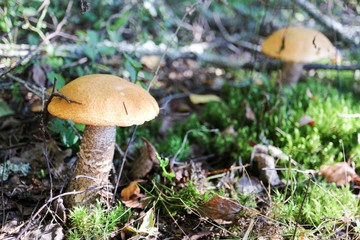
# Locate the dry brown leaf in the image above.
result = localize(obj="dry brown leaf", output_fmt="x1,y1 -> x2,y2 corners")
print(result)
299,115 -> 314,127
121,181 -> 140,201
320,162 -> 357,186
130,137 -> 158,179
306,88 -> 317,100
189,94 -> 221,104
121,193 -> 151,209
200,196 -> 242,223
30,63 -> 46,87
221,125 -> 237,138
23,223 -> 64,240
243,101 -> 256,121
140,55 -> 163,70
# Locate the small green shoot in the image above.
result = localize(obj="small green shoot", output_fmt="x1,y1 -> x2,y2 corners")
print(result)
155,152 -> 175,183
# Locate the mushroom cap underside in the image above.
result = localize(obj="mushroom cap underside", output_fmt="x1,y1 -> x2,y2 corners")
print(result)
48,74 -> 159,126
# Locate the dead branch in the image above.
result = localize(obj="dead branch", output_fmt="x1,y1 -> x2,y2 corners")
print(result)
2,41 -> 357,72
296,0 -> 360,45
6,73 -> 50,97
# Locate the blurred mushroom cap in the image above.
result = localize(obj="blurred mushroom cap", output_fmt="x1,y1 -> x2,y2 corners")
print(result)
262,26 -> 340,64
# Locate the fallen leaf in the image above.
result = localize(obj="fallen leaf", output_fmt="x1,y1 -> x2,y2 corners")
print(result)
121,193 -> 150,209
320,162 -> 357,186
137,208 -> 158,235
221,124 -> 238,138
140,55 -> 162,70
306,88 -> 317,100
189,231 -> 212,240
52,198 -> 66,223
200,196 -> 242,223
30,104 -> 43,112
30,63 -> 46,87
121,181 -> 140,201
0,98 -> 14,118
23,223 -> 64,240
299,115 -> 314,127
236,176 -> 264,194
243,101 -> 256,121
189,94 -> 221,104
130,137 -> 158,179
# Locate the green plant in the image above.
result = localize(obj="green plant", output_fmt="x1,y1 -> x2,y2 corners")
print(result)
155,152 -> 175,183
68,200 -> 130,240
48,119 -> 82,147
273,183 -> 359,228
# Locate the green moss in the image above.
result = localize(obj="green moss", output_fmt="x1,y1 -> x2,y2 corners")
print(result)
273,184 -> 359,228
68,201 -> 130,240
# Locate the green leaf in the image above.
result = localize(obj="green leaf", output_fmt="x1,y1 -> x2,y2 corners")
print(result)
87,30 -> 99,45
123,53 -> 142,69
47,72 -> 65,90
141,70 -> 153,81
107,10 -> 131,31
0,98 -> 14,118
125,61 -> 137,82
98,45 -> 116,56
48,119 -> 79,147
84,44 -> 97,60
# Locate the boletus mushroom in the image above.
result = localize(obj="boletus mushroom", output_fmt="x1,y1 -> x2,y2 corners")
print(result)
48,74 -> 159,207
261,26 -> 341,85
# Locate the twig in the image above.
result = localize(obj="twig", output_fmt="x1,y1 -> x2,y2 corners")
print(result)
161,199 -> 190,240
112,125 -> 139,205
292,177 -> 311,240
262,168 -> 318,175
1,152 -> 9,227
6,73 -> 49,98
243,218 -> 255,240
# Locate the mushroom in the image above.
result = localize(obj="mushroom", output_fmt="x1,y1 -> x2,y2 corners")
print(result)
48,74 -> 159,207
261,26 -> 340,85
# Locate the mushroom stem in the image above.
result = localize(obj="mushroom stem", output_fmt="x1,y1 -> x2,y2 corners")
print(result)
65,125 -> 116,207
281,62 -> 304,85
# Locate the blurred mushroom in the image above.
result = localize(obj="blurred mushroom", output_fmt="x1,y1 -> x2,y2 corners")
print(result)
262,26 -> 341,85
48,74 -> 159,207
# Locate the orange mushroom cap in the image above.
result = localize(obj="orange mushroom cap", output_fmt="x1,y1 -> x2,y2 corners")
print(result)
48,74 -> 159,126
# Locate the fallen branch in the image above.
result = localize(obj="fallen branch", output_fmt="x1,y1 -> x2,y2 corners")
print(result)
2,41 -> 358,72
